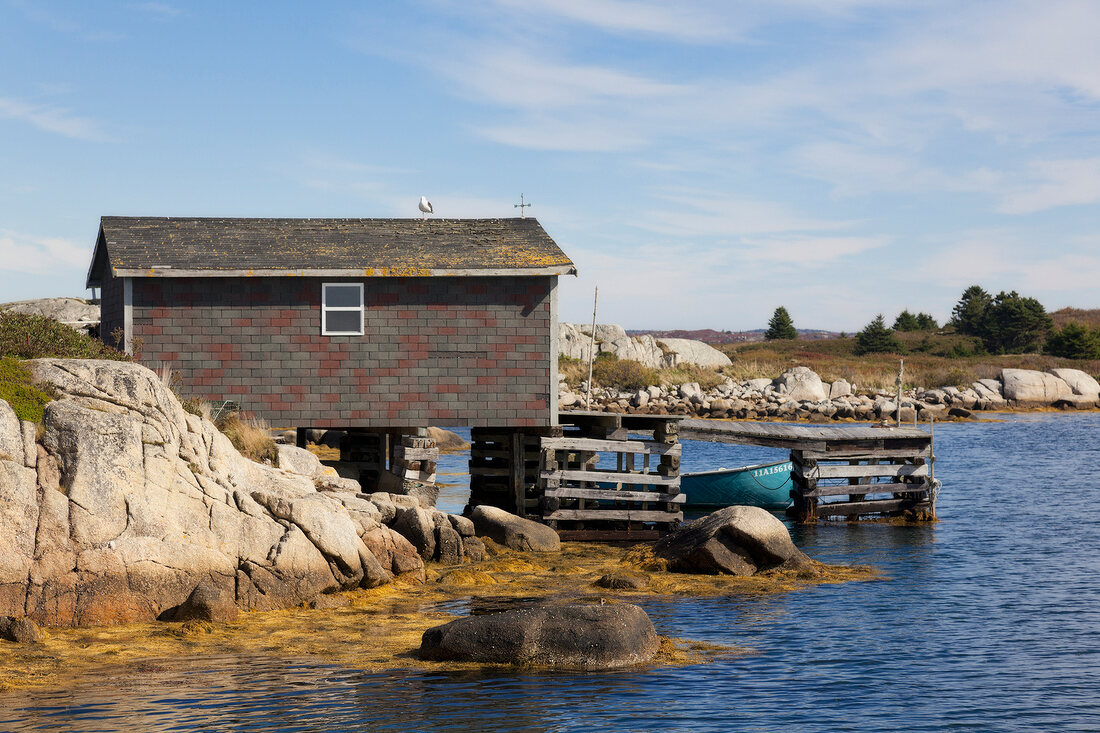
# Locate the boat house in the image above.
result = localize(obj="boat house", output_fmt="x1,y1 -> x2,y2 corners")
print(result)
86,216 -> 575,430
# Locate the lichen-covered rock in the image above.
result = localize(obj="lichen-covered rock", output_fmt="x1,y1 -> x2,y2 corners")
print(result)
656,338 -> 732,368
1001,369 -> 1072,405
595,572 -> 649,590
774,367 -> 828,402
0,616 -> 41,643
468,506 -> 560,552
163,582 -> 239,623
654,506 -> 812,575
419,603 -> 659,669
1049,369 -> 1100,399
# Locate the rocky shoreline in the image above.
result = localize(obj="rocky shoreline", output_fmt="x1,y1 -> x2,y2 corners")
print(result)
0,358 -> 849,644
560,365 -> 1100,422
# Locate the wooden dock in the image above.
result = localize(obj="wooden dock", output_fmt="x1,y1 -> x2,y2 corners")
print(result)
468,412 -> 683,541
680,419 -> 938,522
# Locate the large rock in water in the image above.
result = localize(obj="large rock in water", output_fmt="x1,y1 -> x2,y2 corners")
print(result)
0,359 -> 426,627
419,603 -> 659,669
468,505 -> 561,552
653,506 -> 812,575
1001,369 -> 1072,405
773,367 -> 828,402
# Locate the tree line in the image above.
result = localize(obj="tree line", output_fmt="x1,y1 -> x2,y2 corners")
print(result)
763,286 -> 1100,359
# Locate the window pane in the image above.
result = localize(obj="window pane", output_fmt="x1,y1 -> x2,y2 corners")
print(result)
325,310 -> 361,334
325,285 -> 361,308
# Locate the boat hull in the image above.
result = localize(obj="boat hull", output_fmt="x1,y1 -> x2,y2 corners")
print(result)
681,460 -> 794,511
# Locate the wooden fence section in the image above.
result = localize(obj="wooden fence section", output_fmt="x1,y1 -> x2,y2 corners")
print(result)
539,412 -> 684,541
680,419 -> 938,522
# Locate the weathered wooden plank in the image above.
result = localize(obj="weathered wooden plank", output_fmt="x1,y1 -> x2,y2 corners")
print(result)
541,469 -> 680,486
804,482 -> 928,497
795,463 -> 929,479
680,429 -> 827,451
544,488 -> 686,503
547,509 -> 683,522
679,418 -> 932,442
541,437 -> 682,456
393,446 -> 438,461
511,433 -> 525,517
815,499 -> 928,516
798,447 -> 932,461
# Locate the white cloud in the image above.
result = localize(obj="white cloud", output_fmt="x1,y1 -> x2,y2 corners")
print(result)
132,2 -> 181,18
997,157 -> 1100,214
0,95 -> 112,141
451,47 -> 687,112
640,190 -> 852,237
487,0 -> 728,42
0,231 -> 90,276
737,234 -> 889,265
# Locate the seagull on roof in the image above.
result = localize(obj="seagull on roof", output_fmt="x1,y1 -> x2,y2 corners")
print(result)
419,196 -> 433,219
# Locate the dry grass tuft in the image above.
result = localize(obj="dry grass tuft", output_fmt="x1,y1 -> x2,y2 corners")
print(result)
217,414 -> 278,465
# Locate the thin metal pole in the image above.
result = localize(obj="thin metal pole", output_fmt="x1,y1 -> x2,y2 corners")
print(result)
585,286 -> 598,410
896,358 -> 904,428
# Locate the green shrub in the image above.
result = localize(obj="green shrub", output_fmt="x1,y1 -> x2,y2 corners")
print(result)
0,311 -> 128,360
0,357 -> 53,422
592,358 -> 660,392
1046,322 -> 1100,359
854,315 -> 902,355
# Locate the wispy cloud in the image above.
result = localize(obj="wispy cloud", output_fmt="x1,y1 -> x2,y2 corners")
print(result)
487,0 -> 729,42
996,157 -> 1100,214
640,189 -> 852,237
132,2 -> 182,18
0,95 -> 113,142
0,231 -> 90,276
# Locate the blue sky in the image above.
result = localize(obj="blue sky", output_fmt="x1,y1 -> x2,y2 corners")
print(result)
2,0 -> 1098,331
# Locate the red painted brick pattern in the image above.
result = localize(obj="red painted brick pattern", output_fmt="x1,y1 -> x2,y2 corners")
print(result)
123,276 -> 554,428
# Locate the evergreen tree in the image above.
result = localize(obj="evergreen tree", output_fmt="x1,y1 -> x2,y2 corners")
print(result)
983,291 -> 1052,354
950,285 -> 992,337
765,306 -> 798,340
854,314 -> 902,355
893,310 -> 920,331
915,312 -> 939,331
1045,322 -> 1100,359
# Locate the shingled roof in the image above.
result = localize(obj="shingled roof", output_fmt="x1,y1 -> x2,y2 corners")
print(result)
87,216 -> 576,286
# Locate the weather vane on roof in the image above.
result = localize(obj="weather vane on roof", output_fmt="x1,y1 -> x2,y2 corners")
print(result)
514,193 -> 532,219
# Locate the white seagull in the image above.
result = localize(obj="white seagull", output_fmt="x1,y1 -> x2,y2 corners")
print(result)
418,195 -> 433,219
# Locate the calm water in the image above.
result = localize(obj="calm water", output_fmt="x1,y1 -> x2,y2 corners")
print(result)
4,414 -> 1100,732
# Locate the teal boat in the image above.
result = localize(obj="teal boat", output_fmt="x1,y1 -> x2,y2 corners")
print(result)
681,460 -> 794,512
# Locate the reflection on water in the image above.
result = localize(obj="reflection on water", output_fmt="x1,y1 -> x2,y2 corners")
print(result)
4,414 -> 1100,731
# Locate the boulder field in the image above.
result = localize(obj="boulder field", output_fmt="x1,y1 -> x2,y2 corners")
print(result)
0,358 -> 488,627
561,365 -> 1100,421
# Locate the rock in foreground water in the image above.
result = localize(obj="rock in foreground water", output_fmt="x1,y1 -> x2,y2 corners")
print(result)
468,506 -> 561,552
419,603 -> 659,669
654,506 -> 812,575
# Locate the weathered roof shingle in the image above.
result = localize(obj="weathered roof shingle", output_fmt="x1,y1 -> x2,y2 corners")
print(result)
88,216 -> 575,285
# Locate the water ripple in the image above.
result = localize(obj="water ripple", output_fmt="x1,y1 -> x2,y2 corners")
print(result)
3,414 -> 1100,731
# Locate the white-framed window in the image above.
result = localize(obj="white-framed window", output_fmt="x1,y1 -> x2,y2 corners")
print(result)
321,282 -> 364,336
